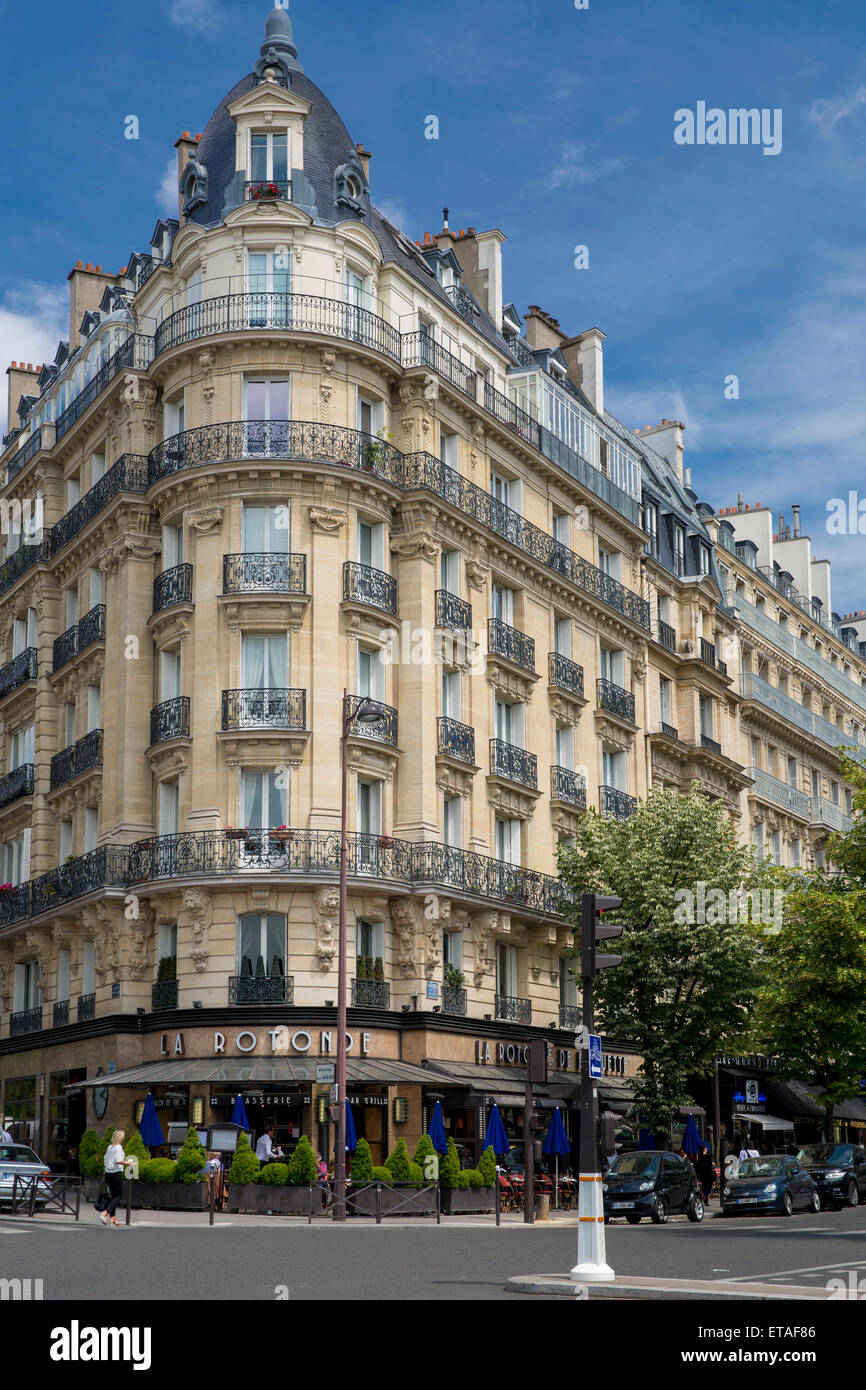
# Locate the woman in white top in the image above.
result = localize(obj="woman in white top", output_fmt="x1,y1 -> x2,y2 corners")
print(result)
98,1130 -> 126,1227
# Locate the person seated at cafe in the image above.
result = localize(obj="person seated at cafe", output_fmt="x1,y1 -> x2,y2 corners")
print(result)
201,1152 -> 225,1208
255,1127 -> 283,1163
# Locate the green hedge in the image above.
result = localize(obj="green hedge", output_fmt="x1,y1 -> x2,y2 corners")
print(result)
439,1137 -> 461,1189
258,1163 -> 289,1186
371,1165 -> 391,1181
385,1137 -> 411,1182
139,1158 -> 177,1184
288,1135 -> 317,1184
78,1128 -> 104,1177
350,1137 -> 373,1183
175,1127 -> 207,1183
228,1131 -> 260,1185
478,1145 -> 497,1188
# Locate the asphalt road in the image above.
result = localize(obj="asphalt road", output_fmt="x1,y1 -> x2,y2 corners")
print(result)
2,1206 -> 866,1301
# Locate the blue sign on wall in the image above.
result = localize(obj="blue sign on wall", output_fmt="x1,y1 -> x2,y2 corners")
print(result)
426,981 -> 439,999
589,1034 -> 602,1080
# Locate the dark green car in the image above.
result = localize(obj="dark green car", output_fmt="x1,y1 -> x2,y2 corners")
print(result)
798,1144 -> 866,1210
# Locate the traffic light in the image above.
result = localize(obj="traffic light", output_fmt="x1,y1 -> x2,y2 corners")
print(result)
581,893 -> 624,977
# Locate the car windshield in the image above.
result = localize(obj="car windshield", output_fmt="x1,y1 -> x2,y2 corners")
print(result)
609,1153 -> 659,1177
798,1144 -> 854,1167
0,1145 -> 40,1164
737,1157 -> 783,1178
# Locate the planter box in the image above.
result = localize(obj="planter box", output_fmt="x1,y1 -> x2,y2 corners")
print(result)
349,1183 -> 438,1218
226,1183 -> 322,1215
82,1176 -> 101,1201
441,1187 -> 496,1215
131,1183 -> 209,1211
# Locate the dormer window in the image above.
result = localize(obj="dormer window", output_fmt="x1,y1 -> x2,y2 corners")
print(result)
345,173 -> 361,200
250,131 -> 289,188
436,260 -> 455,290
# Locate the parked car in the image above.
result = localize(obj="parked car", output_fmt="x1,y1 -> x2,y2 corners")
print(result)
602,1150 -> 703,1224
721,1154 -> 819,1217
0,1143 -> 55,1206
797,1143 -> 866,1209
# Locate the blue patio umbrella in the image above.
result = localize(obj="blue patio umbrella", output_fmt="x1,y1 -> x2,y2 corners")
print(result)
139,1092 -> 164,1150
484,1103 -> 510,1156
427,1100 -> 448,1155
637,1128 -> 656,1150
230,1093 -> 251,1130
344,1098 -> 357,1152
542,1107 -> 570,1209
682,1113 -> 703,1159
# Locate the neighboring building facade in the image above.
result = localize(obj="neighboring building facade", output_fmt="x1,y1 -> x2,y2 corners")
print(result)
0,7 -> 862,1165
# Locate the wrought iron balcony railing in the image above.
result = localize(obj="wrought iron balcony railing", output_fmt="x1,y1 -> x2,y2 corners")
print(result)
50,730 -> 103,789
811,796 -> 854,833
342,561 -> 397,615
442,985 -> 467,1015
597,678 -> 636,723
10,1007 -> 42,1037
77,992 -> 95,1022
551,765 -> 587,808
351,978 -> 391,1008
749,766 -> 810,818
48,455 -> 148,556
700,734 -> 722,755
548,650 -> 584,697
149,420 -> 405,488
559,1003 -> 581,1030
229,974 -> 294,1005
4,428 -> 42,482
658,620 -> 677,652
489,738 -> 538,789
488,617 -> 535,673
402,332 -> 477,399
443,283 -> 478,323
0,537 -> 49,601
437,716 -> 475,764
55,336 -> 153,441
53,999 -> 69,1027
154,292 -> 402,365
660,722 -> 679,740
0,845 -> 129,930
153,563 -> 193,612
245,179 -> 292,202
221,688 -> 307,731
223,552 -> 306,594
53,624 -> 78,671
0,647 -> 37,699
78,604 -> 105,652
435,589 -> 472,631
699,638 -> 727,675
0,764 -> 33,808
152,980 -> 179,1010
412,842 -> 570,914
346,694 -> 397,746
495,994 -> 532,1024
599,785 -> 638,821
150,697 -> 190,745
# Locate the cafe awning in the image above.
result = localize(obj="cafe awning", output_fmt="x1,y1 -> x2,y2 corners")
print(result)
732,1112 -> 794,1132
68,1057 -> 437,1090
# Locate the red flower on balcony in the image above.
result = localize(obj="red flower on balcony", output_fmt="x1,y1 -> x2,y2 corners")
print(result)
0,882 -> 12,893
250,182 -> 282,200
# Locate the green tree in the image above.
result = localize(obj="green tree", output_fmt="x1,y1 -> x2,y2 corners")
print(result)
412,1133 -> 435,1166
478,1145 -> 497,1188
78,1129 -> 103,1177
750,878 -> 866,1138
384,1137 -> 411,1181
228,1131 -> 260,1185
558,785 -> 767,1131
287,1135 -> 317,1184
123,1131 -> 150,1163
350,1137 -> 373,1183
175,1127 -> 207,1183
439,1137 -> 460,1189
827,754 -> 866,885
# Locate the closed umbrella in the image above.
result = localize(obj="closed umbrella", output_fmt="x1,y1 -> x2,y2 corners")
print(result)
427,1100 -> 448,1155
542,1107 -> 570,1209
682,1113 -> 703,1160
139,1092 -> 164,1151
484,1104 -> 510,1156
230,1094 -> 251,1130
344,1099 -> 357,1152
637,1128 -> 655,1150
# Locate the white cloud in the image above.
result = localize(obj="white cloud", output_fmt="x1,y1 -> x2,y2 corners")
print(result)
548,143 -> 626,189
808,84 -> 866,136
0,282 -> 66,438
156,157 -> 179,217
167,0 -> 222,33
375,199 -> 411,235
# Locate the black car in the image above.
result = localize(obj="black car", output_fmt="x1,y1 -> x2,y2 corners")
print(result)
797,1143 -> 866,1210
602,1151 -> 703,1224
721,1154 -> 819,1217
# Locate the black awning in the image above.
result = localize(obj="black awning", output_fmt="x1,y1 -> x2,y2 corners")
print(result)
69,1057 -> 435,1090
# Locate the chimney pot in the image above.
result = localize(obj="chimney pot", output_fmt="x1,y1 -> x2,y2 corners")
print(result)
468,226 -> 475,234
194,132 -> 202,141
182,129 -> 191,138
423,232 -> 431,246
75,260 -> 83,268
27,363 -> 32,371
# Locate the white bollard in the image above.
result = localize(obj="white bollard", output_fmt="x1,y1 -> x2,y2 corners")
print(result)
570,1172 -> 614,1282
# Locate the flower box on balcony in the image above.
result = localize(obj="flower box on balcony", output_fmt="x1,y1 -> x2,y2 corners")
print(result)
249,182 -> 282,201
0,883 -> 12,894
226,828 -> 249,841
377,836 -> 393,848
271,827 -> 293,844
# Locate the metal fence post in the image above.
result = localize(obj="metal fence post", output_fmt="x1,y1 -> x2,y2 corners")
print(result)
74,1180 -> 81,1222
209,1174 -> 215,1226
495,1175 -> 501,1227
436,1182 -> 441,1225
125,1177 -> 132,1226
28,1175 -> 37,1217
376,1182 -> 382,1225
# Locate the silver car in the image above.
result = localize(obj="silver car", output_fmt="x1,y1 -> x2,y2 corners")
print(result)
0,1142 -> 54,1206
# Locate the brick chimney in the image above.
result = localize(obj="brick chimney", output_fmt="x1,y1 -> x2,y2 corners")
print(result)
356,143 -> 372,183
450,227 -> 506,328
67,263 -> 118,345
6,362 -> 42,436
638,419 -> 686,484
559,328 -> 606,416
524,306 -> 567,352
174,131 -> 200,222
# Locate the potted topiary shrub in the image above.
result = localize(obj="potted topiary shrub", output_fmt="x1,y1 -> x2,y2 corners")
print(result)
350,1137 -> 436,1217
349,1137 -> 374,1185
226,1130 -> 265,1213
133,1127 -> 209,1210
441,1141 -> 497,1214
78,1127 -> 105,1200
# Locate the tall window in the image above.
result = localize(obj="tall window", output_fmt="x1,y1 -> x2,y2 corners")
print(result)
491,583 -> 514,625
13,961 -> 40,1013
244,377 -> 290,454
65,587 -> 79,629
57,949 -> 71,1005
241,634 -> 288,690
357,518 -> 385,569
442,668 -> 461,720
86,684 -> 101,733
600,645 -> 624,686
356,918 -> 384,968
250,131 -> 289,185
357,646 -> 384,700
82,941 -> 95,997
243,503 -> 290,554
770,830 -> 782,866
357,394 -> 385,437
2,830 -> 30,885
495,817 -> 521,864
64,703 -> 76,748
559,953 -> 578,1010
356,779 -> 381,836
88,567 -> 103,609
555,723 -> 574,769
84,807 -> 98,853
440,549 -> 459,594
162,523 -> 183,570
161,650 -> 181,703
238,912 -> 287,978
59,820 -> 72,862
10,723 -> 34,770
246,251 -> 290,325
659,676 -> 673,728
163,393 -> 185,439
673,525 -> 686,577
643,502 -> 658,557
90,452 -> 105,485
699,695 -> 713,740
554,615 -> 571,657
443,795 -> 462,847
440,430 -> 459,469
12,608 -> 37,656
443,928 -> 463,974
158,780 -> 179,835
496,943 -> 518,999
494,698 -> 523,747
240,770 -> 286,828
602,747 -> 625,790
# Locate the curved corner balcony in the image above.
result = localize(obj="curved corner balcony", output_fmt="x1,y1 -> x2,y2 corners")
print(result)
0,647 -> 37,700
153,563 -> 193,613
221,688 -> 307,731
224,552 -> 307,595
346,694 -> 398,747
343,561 -> 397,615
154,292 -> 402,365
0,763 -> 34,809
150,696 -> 191,746
52,605 -> 105,672
148,420 -> 404,488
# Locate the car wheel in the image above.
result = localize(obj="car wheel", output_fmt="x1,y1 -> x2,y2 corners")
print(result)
847,1182 -> 860,1208
651,1195 -> 668,1225
781,1190 -> 794,1217
810,1190 -> 821,1214
625,1214 -> 641,1225
687,1194 -> 704,1223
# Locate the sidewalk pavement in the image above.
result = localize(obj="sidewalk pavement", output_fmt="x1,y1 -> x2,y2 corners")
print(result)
506,1273 -> 837,1300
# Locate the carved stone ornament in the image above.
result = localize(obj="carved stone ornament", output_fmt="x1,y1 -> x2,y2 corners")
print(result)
390,533 -> 438,563
127,900 -> 155,982
310,505 -> 347,534
187,508 -> 224,536
389,897 -> 420,979
472,910 -> 498,988
313,885 -> 339,971
178,888 -> 212,974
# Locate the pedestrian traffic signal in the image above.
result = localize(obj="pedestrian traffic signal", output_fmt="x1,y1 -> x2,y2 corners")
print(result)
581,893 -> 624,977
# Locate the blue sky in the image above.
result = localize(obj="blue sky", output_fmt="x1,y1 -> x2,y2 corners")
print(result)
1,0 -> 865,609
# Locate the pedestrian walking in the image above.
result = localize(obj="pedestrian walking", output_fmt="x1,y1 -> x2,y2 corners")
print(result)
97,1130 -> 126,1227
695,1144 -> 716,1202
738,1138 -> 759,1163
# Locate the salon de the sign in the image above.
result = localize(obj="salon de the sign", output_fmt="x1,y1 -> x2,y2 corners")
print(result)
158,1029 -> 373,1057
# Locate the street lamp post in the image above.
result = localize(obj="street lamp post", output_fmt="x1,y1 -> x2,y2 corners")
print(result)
334,690 -> 385,1222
